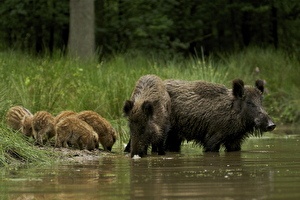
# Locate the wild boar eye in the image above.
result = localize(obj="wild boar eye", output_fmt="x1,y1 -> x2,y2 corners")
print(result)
246,101 -> 255,107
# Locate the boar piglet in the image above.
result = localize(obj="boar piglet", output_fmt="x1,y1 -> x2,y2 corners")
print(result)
77,110 -> 117,151
54,110 -> 77,125
6,105 -> 33,134
32,111 -> 56,145
55,116 -> 99,151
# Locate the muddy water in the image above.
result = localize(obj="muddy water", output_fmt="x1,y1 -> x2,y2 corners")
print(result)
1,132 -> 300,200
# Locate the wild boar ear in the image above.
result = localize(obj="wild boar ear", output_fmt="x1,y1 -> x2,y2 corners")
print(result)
142,101 -> 154,118
255,79 -> 264,94
123,100 -> 134,116
232,79 -> 245,99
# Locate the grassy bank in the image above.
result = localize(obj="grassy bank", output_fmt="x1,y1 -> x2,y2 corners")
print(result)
0,47 -> 299,166
0,124 -> 54,167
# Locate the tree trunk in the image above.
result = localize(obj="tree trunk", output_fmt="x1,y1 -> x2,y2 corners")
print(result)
241,11 -> 251,47
95,0 -> 104,54
271,3 -> 278,48
68,0 -> 95,59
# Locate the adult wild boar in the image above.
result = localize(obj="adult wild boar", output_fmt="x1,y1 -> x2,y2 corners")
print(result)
164,79 -> 276,152
123,74 -> 171,157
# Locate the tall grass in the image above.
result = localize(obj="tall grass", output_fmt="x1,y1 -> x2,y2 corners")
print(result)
1,48 -> 299,122
0,124 -> 54,167
0,47 -> 299,166
215,47 -> 300,124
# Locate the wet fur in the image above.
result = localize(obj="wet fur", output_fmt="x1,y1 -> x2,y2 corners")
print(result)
165,79 -> 275,152
123,74 -> 171,157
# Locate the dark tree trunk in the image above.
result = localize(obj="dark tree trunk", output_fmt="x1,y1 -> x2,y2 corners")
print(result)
271,4 -> 278,48
229,0 -> 240,49
95,0 -> 104,53
241,11 -> 251,46
188,3 -> 198,57
117,0 -> 126,50
49,22 -> 54,55
35,26 -> 43,54
48,0 -> 55,55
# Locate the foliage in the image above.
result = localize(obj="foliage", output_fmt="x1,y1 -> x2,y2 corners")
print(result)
0,0 -> 299,55
95,0 -> 300,55
0,0 -> 69,53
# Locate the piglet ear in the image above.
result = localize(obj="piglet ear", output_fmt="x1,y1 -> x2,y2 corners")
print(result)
123,100 -> 134,116
255,79 -> 264,94
232,79 -> 245,99
142,101 -> 154,118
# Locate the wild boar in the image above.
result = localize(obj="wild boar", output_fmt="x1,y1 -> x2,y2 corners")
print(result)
123,74 -> 171,157
32,111 -> 55,145
77,110 -> 117,151
164,79 -> 276,152
6,105 -> 33,134
55,116 -> 99,151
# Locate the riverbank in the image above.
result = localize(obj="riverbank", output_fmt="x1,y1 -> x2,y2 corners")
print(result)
0,124 -> 123,167
1,123 -> 298,168
45,146 -> 117,164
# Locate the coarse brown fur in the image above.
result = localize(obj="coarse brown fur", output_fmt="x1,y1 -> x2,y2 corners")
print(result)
21,115 -> 34,137
164,79 -> 276,152
32,111 -> 56,145
6,106 -> 33,134
55,116 -> 99,151
123,74 -> 171,157
54,110 -> 77,124
77,110 -> 117,151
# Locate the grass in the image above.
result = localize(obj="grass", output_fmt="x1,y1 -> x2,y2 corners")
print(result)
0,124 -> 54,167
0,47 -> 299,166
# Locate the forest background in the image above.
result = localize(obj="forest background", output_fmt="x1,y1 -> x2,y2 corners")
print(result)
1,0 -> 299,56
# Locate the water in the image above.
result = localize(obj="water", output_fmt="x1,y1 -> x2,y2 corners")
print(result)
1,132 -> 300,200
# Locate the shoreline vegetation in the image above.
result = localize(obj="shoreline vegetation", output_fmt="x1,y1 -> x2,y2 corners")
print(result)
0,47 -> 299,167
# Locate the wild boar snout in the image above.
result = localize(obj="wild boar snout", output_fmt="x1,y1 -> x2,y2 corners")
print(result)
254,112 -> 276,132
266,120 -> 276,131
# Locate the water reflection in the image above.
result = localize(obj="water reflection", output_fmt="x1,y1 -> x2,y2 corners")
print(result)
1,133 -> 300,199
129,151 -> 275,199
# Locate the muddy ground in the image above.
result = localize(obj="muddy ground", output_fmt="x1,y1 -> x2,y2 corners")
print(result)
38,146 -> 121,164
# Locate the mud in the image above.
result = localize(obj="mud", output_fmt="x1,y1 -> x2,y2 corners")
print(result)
38,146 -> 113,164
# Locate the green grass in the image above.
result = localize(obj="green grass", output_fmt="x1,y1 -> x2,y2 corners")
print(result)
0,124 -> 54,167
0,47 -> 299,166
215,47 -> 300,124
